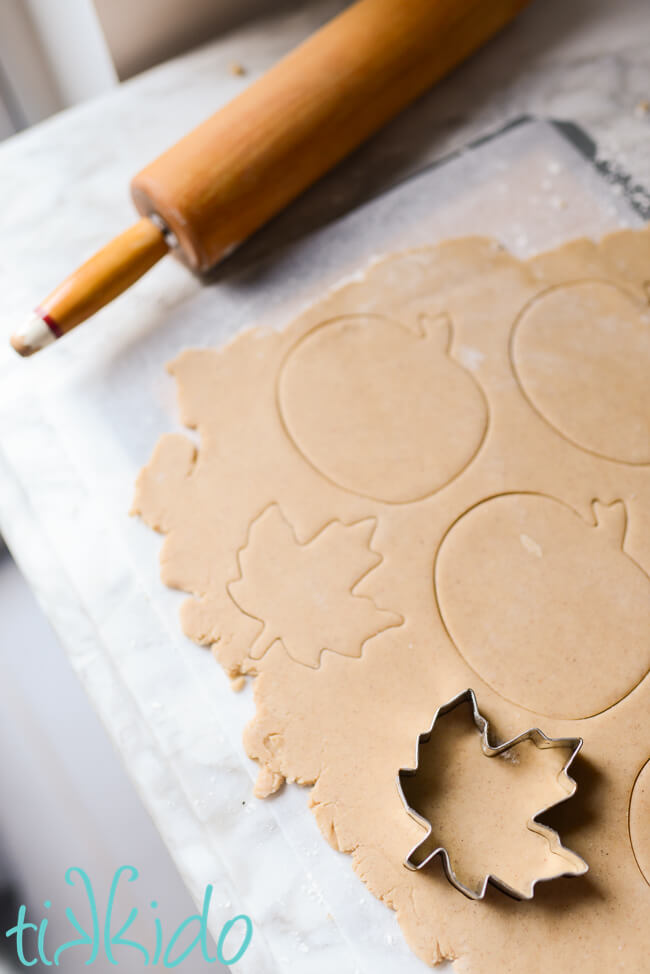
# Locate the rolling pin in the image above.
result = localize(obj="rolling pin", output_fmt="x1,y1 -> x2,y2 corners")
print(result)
11,0 -> 529,355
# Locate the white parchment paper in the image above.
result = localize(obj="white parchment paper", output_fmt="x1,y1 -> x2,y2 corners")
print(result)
0,119 -> 643,973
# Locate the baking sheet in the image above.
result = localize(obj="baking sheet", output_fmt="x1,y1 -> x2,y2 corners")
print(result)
0,118 -> 644,973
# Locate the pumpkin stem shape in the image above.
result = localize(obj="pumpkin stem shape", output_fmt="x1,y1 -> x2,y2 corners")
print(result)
417,311 -> 453,352
591,499 -> 627,549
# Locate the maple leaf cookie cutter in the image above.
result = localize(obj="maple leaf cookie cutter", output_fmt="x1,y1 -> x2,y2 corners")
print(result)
397,688 -> 588,900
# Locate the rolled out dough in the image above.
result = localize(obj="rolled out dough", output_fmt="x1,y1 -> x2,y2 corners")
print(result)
134,227 -> 650,971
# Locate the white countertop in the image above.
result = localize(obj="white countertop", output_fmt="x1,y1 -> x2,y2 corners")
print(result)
0,1 -> 648,971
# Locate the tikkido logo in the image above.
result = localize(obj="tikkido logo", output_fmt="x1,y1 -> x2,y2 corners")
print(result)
4,866 -> 253,968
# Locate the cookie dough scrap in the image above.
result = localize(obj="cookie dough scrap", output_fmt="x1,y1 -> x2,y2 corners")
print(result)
134,227 -> 650,972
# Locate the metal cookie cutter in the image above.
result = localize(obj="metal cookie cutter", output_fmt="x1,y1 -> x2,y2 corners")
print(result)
397,688 -> 588,900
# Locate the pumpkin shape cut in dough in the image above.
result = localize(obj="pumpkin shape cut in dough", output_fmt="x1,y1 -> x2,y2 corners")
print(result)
434,494 -> 650,719
630,759 -> 650,886
278,313 -> 487,503
511,281 -> 650,464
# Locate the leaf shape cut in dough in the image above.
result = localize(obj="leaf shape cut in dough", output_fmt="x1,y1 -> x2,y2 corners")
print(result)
399,690 -> 587,900
228,505 -> 402,668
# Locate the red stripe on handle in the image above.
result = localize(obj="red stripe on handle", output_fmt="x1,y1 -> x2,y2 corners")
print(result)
35,306 -> 63,339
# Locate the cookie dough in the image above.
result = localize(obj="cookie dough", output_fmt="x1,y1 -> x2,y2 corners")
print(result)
134,227 -> 650,971
630,759 -> 650,886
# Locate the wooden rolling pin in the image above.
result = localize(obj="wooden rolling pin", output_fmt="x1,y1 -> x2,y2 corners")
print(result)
11,0 -> 529,355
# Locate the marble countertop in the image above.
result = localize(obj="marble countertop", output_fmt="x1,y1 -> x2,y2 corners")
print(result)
0,1 -> 647,971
